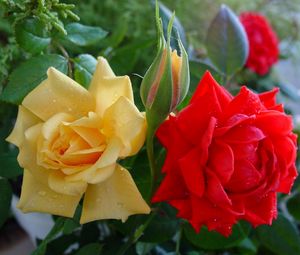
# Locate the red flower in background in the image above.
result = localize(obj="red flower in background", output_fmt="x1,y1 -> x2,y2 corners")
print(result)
152,71 -> 297,236
240,12 -> 279,76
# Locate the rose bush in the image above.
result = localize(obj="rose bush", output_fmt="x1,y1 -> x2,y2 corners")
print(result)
6,57 -> 150,223
152,71 -> 297,236
240,12 -> 279,76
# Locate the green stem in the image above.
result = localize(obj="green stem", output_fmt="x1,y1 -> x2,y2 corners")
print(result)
116,211 -> 156,255
54,41 -> 73,78
175,224 -> 183,255
146,126 -> 157,202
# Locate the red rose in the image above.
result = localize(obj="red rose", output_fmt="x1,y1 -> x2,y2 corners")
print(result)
152,71 -> 297,236
240,12 -> 279,76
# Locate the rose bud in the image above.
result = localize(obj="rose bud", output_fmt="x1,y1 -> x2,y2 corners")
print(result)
140,8 -> 189,130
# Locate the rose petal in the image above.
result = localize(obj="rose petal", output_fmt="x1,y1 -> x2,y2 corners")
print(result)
223,86 -> 263,118
18,169 -> 81,218
6,106 -> 41,147
65,138 -> 122,183
179,148 -> 205,197
223,125 -> 265,144
157,117 -> 191,173
243,192 -> 277,227
89,58 -> 133,116
48,171 -> 87,196
206,170 -> 232,207
22,67 -> 95,121
226,159 -> 262,193
258,87 -> 279,109
277,165 -> 298,194
208,141 -> 234,184
214,114 -> 252,136
152,169 -> 188,202
102,96 -> 146,157
18,123 -> 51,186
80,165 -> 150,223
191,71 -> 232,107
255,111 -> 293,136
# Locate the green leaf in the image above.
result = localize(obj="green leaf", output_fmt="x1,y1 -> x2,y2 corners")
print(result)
140,204 -> 179,243
136,242 -> 155,255
63,204 -> 81,235
0,54 -> 68,105
65,23 -> 107,46
189,60 -> 221,93
15,18 -> 51,54
206,5 -> 249,77
0,179 -> 12,228
74,54 -> 97,88
184,221 -> 250,250
256,214 -> 300,255
74,243 -> 102,255
32,217 -> 65,255
287,193 -> 300,221
0,152 -> 22,178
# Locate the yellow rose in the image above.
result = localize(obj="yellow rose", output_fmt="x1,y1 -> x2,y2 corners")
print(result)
6,57 -> 150,223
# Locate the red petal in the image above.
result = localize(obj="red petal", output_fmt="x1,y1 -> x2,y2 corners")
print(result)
259,87 -> 279,109
191,71 -> 232,107
169,198 -> 192,220
157,117 -> 191,173
223,125 -> 265,144
206,170 -> 232,207
179,148 -> 205,197
277,164 -> 298,194
223,86 -> 263,118
243,192 -> 277,227
215,114 -> 253,136
152,169 -> 187,203
208,141 -> 234,184
226,159 -> 262,193
255,110 -> 293,136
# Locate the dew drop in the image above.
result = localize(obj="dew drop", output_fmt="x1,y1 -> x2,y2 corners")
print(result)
68,107 -> 72,112
213,218 -> 217,222
52,99 -> 57,103
38,191 -> 46,196
117,202 -> 123,208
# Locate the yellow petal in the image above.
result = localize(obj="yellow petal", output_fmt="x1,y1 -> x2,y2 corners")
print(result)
48,171 -> 87,196
6,106 -> 41,147
42,112 -> 74,140
89,58 -> 133,116
22,67 -> 95,121
89,57 -> 115,95
65,138 -> 122,183
80,165 -> 150,224
102,96 -> 146,157
68,112 -> 105,147
17,123 -> 51,186
18,169 -> 82,218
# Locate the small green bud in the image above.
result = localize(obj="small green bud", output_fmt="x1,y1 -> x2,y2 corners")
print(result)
140,2 -> 189,130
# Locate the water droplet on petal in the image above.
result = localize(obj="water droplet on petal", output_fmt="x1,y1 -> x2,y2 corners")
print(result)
38,191 -> 46,196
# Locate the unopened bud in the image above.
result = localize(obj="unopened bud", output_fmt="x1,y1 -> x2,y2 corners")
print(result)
140,3 -> 189,130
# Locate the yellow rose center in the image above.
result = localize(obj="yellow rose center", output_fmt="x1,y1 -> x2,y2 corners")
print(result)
37,112 -> 107,173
